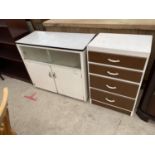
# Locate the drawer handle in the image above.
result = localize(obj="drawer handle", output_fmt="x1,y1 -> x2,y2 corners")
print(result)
106,84 -> 117,90
108,58 -> 120,63
105,98 -> 115,103
107,71 -> 119,76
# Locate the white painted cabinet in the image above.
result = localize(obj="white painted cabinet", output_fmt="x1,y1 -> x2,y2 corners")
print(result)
52,65 -> 84,100
25,61 -> 57,93
16,31 -> 95,101
20,49 -> 87,101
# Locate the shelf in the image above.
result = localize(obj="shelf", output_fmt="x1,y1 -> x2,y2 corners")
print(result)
0,20 -> 8,27
0,41 -> 15,46
0,20 -> 29,44
0,58 -> 31,83
20,46 -> 81,69
0,55 -> 22,62
0,25 -> 8,28
0,44 -> 22,62
6,19 -> 29,39
0,20 -> 31,82
0,26 -> 14,44
21,46 -> 50,63
9,28 -> 29,40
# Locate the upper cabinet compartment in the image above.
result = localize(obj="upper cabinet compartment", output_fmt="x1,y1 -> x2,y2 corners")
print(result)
20,46 -> 81,68
48,50 -> 81,69
21,46 -> 49,63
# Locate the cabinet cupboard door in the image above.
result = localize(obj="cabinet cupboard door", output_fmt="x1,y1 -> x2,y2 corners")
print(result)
25,61 -> 57,93
52,65 -> 84,100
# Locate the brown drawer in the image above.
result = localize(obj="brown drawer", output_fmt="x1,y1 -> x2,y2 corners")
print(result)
92,99 -> 131,115
90,88 -> 134,111
89,64 -> 142,83
90,75 -> 139,98
88,51 -> 146,70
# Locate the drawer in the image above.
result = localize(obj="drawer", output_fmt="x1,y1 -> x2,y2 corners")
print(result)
89,75 -> 139,98
89,64 -> 142,83
90,88 -> 134,111
88,51 -> 146,70
91,100 -> 131,115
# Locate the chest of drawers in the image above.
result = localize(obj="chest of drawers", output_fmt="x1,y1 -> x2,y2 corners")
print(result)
87,33 -> 153,115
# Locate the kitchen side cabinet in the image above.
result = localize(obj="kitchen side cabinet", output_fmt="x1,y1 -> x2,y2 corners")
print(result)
16,31 -> 95,101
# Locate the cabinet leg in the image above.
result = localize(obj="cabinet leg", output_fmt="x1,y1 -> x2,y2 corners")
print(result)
136,108 -> 149,122
0,74 -> 4,80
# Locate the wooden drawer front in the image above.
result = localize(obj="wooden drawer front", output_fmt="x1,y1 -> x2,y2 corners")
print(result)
90,89 -> 134,111
88,51 -> 146,70
92,100 -> 131,115
90,75 -> 139,98
89,64 -> 142,83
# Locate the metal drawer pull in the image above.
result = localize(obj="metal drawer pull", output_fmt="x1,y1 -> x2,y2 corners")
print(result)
106,84 -> 117,90
108,58 -> 120,63
107,71 -> 119,76
105,98 -> 115,103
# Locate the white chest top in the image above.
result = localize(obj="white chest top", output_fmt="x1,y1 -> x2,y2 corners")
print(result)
16,31 -> 95,51
88,33 -> 153,57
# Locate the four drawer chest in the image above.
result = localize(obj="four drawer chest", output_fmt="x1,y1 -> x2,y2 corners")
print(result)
88,33 -> 153,115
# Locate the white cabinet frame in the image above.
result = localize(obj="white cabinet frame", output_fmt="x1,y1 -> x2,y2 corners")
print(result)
16,44 -> 88,101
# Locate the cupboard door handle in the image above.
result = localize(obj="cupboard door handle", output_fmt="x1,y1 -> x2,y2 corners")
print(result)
107,71 -> 119,76
107,58 -> 120,63
53,72 -> 56,78
105,98 -> 115,103
49,72 -> 53,78
106,84 -> 117,90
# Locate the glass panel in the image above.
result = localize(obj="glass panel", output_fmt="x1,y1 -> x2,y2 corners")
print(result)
21,46 -> 49,63
49,50 -> 81,68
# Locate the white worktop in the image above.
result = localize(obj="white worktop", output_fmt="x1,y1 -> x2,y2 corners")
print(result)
88,33 -> 153,57
16,31 -> 95,51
